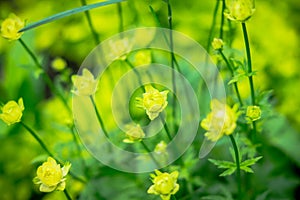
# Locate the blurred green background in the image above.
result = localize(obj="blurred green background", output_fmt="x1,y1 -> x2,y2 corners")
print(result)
0,0 -> 300,199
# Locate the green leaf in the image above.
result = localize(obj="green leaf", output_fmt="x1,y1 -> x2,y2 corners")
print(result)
240,166 -> 254,173
20,0 -> 126,32
219,167 -> 236,176
208,159 -> 235,169
240,156 -> 263,167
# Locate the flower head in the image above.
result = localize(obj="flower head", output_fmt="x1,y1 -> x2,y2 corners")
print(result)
71,68 -> 98,96
246,105 -> 261,121
123,123 -> 145,143
147,169 -> 179,200
108,38 -> 132,61
201,99 -> 239,142
33,157 -> 71,193
51,57 -> 67,71
1,13 -> 25,41
154,141 -> 167,154
136,85 -> 169,120
133,50 -> 152,66
212,38 -> 224,50
0,98 -> 24,125
224,0 -> 255,22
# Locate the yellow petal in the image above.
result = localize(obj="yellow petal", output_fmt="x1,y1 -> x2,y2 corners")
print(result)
39,183 -> 56,192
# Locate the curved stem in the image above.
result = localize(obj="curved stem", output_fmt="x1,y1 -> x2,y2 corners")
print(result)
219,51 -> 243,106
64,189 -> 72,200
229,134 -> 242,199
90,96 -> 109,138
140,141 -> 161,168
20,122 -> 86,183
18,39 -> 71,113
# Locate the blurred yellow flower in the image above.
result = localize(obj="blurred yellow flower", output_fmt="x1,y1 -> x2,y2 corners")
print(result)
212,38 -> 224,50
201,99 -> 239,141
0,13 -> 25,41
136,85 -> 169,120
71,68 -> 98,96
123,123 -> 145,143
147,169 -> 179,200
154,141 -> 167,154
33,157 -> 71,193
133,50 -> 152,66
224,0 -> 255,22
0,98 -> 24,126
51,57 -> 67,71
108,38 -> 132,60
246,105 -> 261,121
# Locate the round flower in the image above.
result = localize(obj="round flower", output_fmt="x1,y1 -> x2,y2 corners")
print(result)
123,124 -> 145,143
71,68 -> 98,96
246,105 -> 261,121
224,0 -> 255,22
33,157 -> 71,193
147,170 -> 179,200
108,38 -> 132,60
1,13 -> 25,41
136,85 -> 169,120
51,57 -> 67,71
0,98 -> 24,126
212,38 -> 224,50
201,99 -> 239,141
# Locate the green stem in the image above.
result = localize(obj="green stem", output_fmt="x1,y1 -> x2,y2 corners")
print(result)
241,23 -> 257,141
140,141 -> 161,168
64,189 -> 72,200
159,115 -> 172,141
166,0 -> 177,124
18,39 -> 71,113
219,51 -> 243,106
80,0 -> 100,44
219,0 -> 226,39
117,3 -> 124,33
20,122 -> 86,183
124,59 -> 144,92
229,134 -> 242,199
206,0 -> 220,53
90,96 -> 109,138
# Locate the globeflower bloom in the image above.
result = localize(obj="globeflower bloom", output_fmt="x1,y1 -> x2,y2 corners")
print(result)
212,38 -> 224,50
123,123 -> 145,143
108,37 -> 132,60
33,157 -> 71,193
201,99 -> 239,142
224,0 -> 255,22
0,98 -> 24,125
136,85 -> 169,120
246,105 -> 261,121
71,68 -> 98,96
147,169 -> 179,200
1,13 -> 25,41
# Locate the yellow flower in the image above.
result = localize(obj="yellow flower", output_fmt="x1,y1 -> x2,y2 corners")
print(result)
133,50 -> 152,66
212,38 -> 224,50
1,13 -> 25,41
123,124 -> 145,143
147,170 -> 179,200
71,68 -> 98,96
154,141 -> 167,154
136,85 -> 169,120
51,57 -> 67,71
246,105 -> 261,121
0,98 -> 24,126
33,157 -> 71,193
201,99 -> 239,142
224,0 -> 255,22
108,38 -> 132,60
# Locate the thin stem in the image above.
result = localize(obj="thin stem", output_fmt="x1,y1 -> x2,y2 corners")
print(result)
18,39 -> 71,113
64,189 -> 72,200
229,134 -> 242,200
140,141 -> 161,168
241,23 -> 255,105
219,51 -> 243,106
219,0 -> 226,39
117,3 -> 124,33
206,0 -> 220,53
124,59 -> 145,92
90,96 -> 109,138
166,0 -> 177,123
20,122 -> 86,183
159,115 -> 172,141
80,0 -> 100,44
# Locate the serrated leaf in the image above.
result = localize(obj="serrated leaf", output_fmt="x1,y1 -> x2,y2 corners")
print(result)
240,156 -> 263,167
220,167 -> 236,176
20,0 -> 125,32
208,159 -> 235,169
240,166 -> 254,173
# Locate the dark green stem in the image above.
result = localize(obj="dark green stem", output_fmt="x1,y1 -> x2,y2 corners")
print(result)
166,0 -> 177,123
18,39 -> 71,113
64,189 -> 72,200
117,3 -> 124,33
159,115 -> 172,141
219,51 -> 243,106
140,141 -> 161,167
206,0 -> 220,53
80,0 -> 100,44
90,96 -> 109,138
229,134 -> 242,199
219,0 -> 226,39
20,122 -> 86,183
